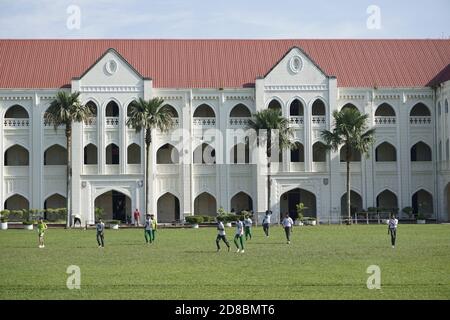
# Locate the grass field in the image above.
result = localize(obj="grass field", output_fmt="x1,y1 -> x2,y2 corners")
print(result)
0,224 -> 449,300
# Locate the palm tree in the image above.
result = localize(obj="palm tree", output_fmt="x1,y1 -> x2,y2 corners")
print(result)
44,91 -> 93,228
126,97 -> 174,215
248,108 -> 294,214
321,108 -> 375,223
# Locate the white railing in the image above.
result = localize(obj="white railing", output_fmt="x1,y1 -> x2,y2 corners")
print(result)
84,117 -> 97,127
127,164 -> 142,174
411,161 -> 433,171
44,166 -> 66,176
105,165 -> 120,175
3,166 -> 29,177
289,116 -> 304,126
311,162 -> 327,172
290,162 -> 305,172
374,162 -> 397,171
229,117 -> 251,128
229,164 -> 252,175
156,164 -> 180,174
3,118 -> 30,127
193,117 -> 216,128
83,165 -> 98,175
410,116 -> 431,125
105,117 -> 119,127
311,116 -> 326,126
374,116 -> 396,126
340,162 -> 361,173
193,164 -> 216,174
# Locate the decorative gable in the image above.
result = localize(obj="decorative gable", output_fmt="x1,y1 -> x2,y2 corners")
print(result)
75,48 -> 147,88
263,47 -> 329,86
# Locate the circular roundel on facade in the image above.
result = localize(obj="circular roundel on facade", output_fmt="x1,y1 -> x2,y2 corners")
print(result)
105,59 -> 118,75
289,55 -> 303,74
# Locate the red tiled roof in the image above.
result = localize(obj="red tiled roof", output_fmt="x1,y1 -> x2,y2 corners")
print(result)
0,39 -> 449,89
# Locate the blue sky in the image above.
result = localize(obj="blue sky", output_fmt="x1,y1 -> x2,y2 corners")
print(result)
0,0 -> 449,38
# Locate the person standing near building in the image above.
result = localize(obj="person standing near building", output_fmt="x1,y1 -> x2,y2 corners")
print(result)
96,218 -> 105,248
133,208 -> 141,227
150,214 -> 157,242
144,214 -> 153,244
216,219 -> 230,252
244,215 -> 253,240
281,213 -> 294,244
234,217 -> 245,253
262,210 -> 271,237
37,218 -> 47,248
388,214 -> 398,248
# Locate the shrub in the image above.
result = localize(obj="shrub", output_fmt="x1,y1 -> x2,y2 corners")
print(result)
1,210 -> 10,222
22,221 -> 35,225
95,207 -> 104,221
417,212 -> 425,220
107,220 -> 121,225
402,207 -> 413,218
185,216 -> 204,224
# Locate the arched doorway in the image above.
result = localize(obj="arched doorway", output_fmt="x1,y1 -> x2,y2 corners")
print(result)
340,191 -> 363,217
194,192 -> 217,216
157,193 -> 180,223
280,188 -> 316,220
94,190 -> 131,222
230,192 -> 253,213
412,189 -> 433,218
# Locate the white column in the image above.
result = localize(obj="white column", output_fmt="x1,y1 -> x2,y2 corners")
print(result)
328,78 -> 340,222
32,93 -> 43,210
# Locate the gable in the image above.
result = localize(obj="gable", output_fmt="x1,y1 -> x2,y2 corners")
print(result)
263,47 -> 329,86
77,48 -> 145,87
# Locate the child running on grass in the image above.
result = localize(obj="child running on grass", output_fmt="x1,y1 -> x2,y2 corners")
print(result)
216,219 -> 230,252
244,215 -> 252,240
388,214 -> 398,248
281,213 -> 294,244
37,218 -> 47,248
144,214 -> 153,244
96,218 -> 105,248
234,217 -> 245,253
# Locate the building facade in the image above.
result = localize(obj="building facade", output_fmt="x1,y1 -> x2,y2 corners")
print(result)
1,40 -> 449,224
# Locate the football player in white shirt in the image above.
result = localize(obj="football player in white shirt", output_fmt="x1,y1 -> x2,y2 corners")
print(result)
387,214 -> 398,248
281,213 -> 294,244
216,219 -> 230,252
234,217 -> 245,253
244,215 -> 253,240
262,210 -> 272,237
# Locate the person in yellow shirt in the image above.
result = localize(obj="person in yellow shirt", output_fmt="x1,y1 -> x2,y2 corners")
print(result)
37,218 -> 48,248
150,214 -> 157,242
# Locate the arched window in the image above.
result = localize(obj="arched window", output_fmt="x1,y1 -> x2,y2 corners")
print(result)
312,99 -> 326,116
193,143 -> 216,164
106,144 -> 120,165
376,190 -> 398,211
412,189 -> 433,217
157,144 -> 179,164
230,142 -> 250,164
193,104 -> 215,117
105,101 -> 120,117
5,105 -> 29,118
193,192 -> 217,216
4,145 -> 29,166
375,103 -> 395,116
290,142 -> 304,162
410,103 -> 430,116
84,144 -> 98,165
375,142 -> 397,162
230,104 -> 251,117
44,145 -> 67,165
340,145 -> 361,162
411,142 -> 432,161
341,103 -> 358,112
268,99 -> 282,111
161,104 -> 179,118
289,99 -> 304,116
312,142 -> 326,162
127,144 -> 141,164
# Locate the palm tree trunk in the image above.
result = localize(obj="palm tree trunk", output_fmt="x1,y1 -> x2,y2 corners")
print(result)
145,129 -> 152,215
66,124 -> 72,228
267,159 -> 271,214
346,145 -> 351,224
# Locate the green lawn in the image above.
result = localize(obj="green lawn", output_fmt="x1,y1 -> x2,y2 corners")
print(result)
0,224 -> 449,299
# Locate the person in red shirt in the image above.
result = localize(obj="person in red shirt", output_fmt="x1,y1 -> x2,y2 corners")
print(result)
133,208 -> 141,227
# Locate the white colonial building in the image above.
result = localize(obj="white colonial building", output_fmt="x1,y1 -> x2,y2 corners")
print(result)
1,40 -> 449,224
